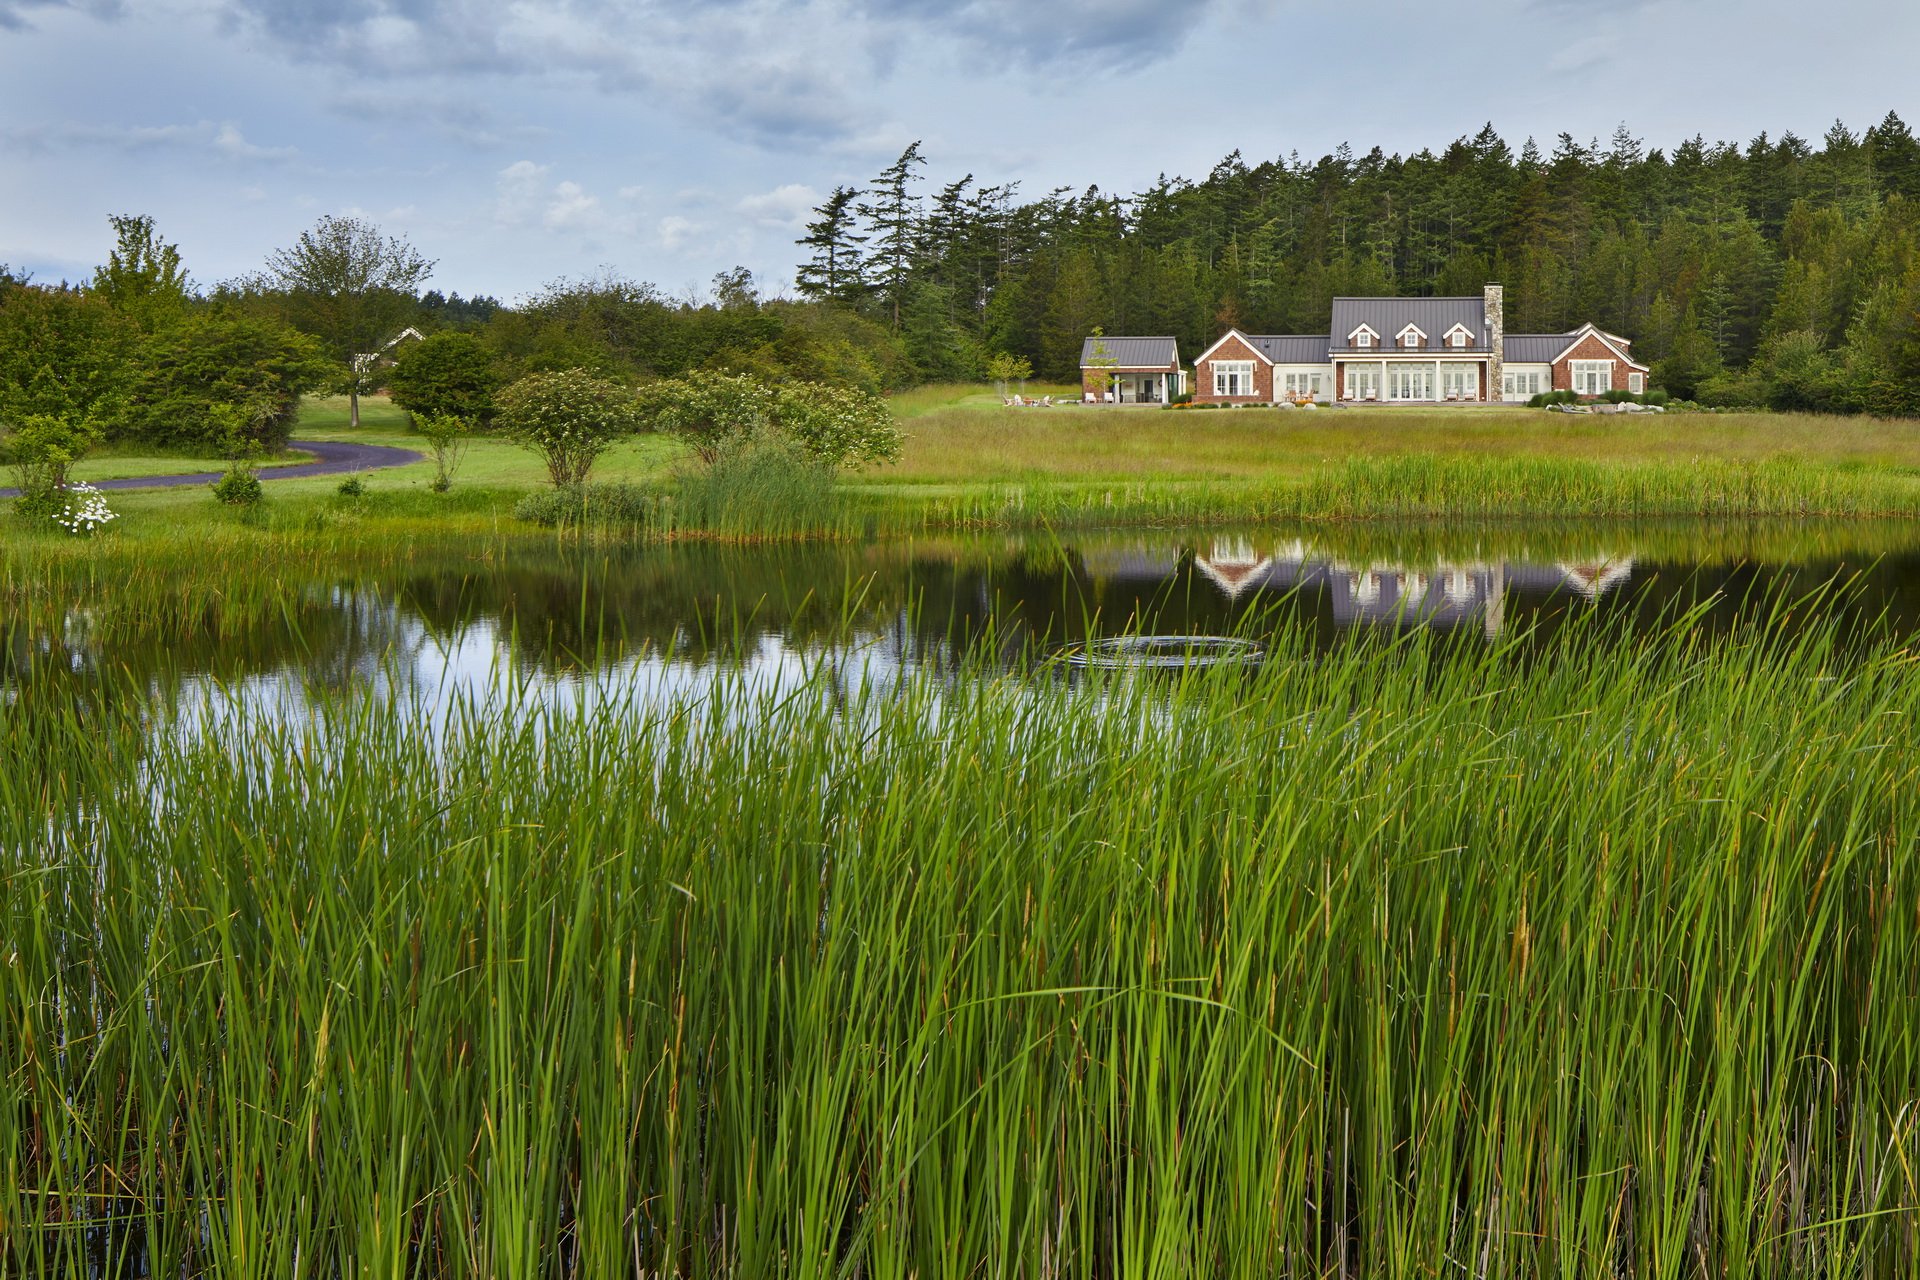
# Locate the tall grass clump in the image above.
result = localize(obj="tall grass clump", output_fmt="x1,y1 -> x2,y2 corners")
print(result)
669,437 -> 847,539
3,609 -> 1918,1277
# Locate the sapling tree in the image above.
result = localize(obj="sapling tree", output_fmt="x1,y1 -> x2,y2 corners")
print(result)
415,414 -> 472,492
498,369 -> 643,488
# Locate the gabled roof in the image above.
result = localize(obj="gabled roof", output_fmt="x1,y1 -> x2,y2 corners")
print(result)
1193,333 -> 1332,365
1548,323 -> 1649,370
1081,335 -> 1180,368
1330,297 -> 1489,351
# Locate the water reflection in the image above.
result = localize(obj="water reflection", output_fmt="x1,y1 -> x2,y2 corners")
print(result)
7,521 -> 1920,717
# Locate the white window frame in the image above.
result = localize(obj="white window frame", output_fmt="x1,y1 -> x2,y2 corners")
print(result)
1396,324 -> 1427,350
1571,360 -> 1613,396
1628,372 -> 1645,394
1444,323 -> 1474,348
1349,324 -> 1379,349
1213,360 -> 1255,397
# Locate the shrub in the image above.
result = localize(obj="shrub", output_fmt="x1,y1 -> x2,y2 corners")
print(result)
388,331 -> 502,425
51,481 -> 117,536
121,310 -> 331,452
336,475 -> 366,498
635,372 -> 901,470
3,413 -> 103,506
512,483 -> 659,530
498,369 -> 643,488
212,466 -> 263,507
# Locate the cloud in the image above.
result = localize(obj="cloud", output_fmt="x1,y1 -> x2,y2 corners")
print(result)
656,215 -> 700,251
0,0 -> 120,30
494,161 -> 627,237
736,183 -> 819,229
0,118 -> 296,162
198,0 -> 1235,148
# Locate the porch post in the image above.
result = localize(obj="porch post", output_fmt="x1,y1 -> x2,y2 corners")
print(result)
1434,359 -> 1440,403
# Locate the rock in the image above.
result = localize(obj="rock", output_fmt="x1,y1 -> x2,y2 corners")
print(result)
1274,399 -> 1297,411
1299,400 -> 1318,411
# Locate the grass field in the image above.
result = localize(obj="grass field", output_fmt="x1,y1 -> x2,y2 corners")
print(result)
4,611 -> 1917,1277
11,386 -> 1920,539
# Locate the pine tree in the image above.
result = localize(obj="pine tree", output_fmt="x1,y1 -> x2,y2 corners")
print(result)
795,186 -> 868,305
858,142 -> 928,330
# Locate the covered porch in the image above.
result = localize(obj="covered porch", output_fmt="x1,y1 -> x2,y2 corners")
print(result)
1334,358 -> 1494,403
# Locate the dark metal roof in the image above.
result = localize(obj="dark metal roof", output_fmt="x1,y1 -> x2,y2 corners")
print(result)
1329,297 -> 1491,352
1503,334 -> 1574,363
1081,336 -> 1179,368
1248,336 -> 1330,364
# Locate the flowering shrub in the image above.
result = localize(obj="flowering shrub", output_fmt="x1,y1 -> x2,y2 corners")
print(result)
52,481 -> 117,536
498,370 -> 643,488
634,373 -> 901,471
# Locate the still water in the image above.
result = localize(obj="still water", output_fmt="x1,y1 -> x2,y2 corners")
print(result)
9,520 -> 1920,713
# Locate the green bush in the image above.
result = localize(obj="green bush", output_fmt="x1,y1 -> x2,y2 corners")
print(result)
512,482 -> 659,530
388,331 -> 502,425
121,310 -> 331,452
499,369 -> 644,488
212,466 -> 263,507
336,475 -> 366,498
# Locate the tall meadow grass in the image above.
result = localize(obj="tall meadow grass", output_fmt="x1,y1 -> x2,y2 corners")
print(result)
3,605 -> 1917,1277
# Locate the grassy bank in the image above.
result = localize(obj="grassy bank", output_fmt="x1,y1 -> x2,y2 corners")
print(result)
4,612 -> 1917,1276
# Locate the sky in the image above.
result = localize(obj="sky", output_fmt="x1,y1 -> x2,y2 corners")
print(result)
3,0 -> 1917,304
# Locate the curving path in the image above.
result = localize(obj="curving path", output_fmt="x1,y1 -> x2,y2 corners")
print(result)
0,439 -> 423,498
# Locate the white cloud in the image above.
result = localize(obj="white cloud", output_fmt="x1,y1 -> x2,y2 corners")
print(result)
736,183 -> 819,229
0,118 -> 296,162
656,215 -> 699,251
543,180 -> 603,231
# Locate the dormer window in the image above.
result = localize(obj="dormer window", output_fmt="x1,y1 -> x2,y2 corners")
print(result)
1444,323 -> 1474,349
1349,324 -> 1380,349
1356,333 -> 1372,348
1396,324 -> 1427,350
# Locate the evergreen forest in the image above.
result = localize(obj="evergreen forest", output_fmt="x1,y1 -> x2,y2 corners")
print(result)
794,116 -> 1920,413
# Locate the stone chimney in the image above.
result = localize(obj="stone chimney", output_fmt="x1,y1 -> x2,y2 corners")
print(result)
1483,283 -> 1505,402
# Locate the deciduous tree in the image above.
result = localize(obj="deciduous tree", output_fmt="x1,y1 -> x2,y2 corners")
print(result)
254,215 -> 435,428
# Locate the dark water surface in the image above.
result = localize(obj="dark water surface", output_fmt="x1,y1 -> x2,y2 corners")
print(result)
9,519 -> 1920,712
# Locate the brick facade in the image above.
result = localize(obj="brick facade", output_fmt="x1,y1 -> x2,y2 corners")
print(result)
1192,334 -> 1272,404
1550,334 -> 1647,393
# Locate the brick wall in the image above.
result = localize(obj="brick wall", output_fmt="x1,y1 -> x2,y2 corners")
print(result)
1193,334 -> 1271,404
1551,334 -> 1646,393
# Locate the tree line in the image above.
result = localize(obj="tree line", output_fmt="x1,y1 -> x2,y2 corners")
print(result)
0,218 -> 918,461
794,116 -> 1920,413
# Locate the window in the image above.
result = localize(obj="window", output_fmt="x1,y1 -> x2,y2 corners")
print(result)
1213,361 -> 1255,397
1451,331 -> 1468,348
1628,372 -> 1645,394
1282,371 -> 1327,399
1403,333 -> 1421,349
1441,365 -> 1478,399
1397,325 -> 1426,350
1571,360 -> 1613,395
1355,332 -> 1373,348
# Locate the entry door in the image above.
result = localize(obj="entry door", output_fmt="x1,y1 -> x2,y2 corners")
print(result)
1349,369 -> 1378,399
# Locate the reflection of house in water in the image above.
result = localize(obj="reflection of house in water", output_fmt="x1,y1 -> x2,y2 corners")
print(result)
1098,539 -> 1637,638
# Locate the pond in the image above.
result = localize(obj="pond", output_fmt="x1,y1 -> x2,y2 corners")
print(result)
8,518 -> 1920,715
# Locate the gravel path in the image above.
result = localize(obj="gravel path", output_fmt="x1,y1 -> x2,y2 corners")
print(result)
0,439 -> 423,498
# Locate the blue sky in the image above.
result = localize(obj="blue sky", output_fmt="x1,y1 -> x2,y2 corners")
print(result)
3,0 -> 1917,302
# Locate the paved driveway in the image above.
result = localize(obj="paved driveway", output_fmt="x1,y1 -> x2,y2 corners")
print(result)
0,440 -> 423,498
